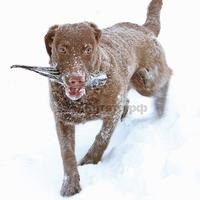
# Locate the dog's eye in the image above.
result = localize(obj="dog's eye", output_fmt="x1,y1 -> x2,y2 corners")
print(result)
84,46 -> 93,55
58,46 -> 67,54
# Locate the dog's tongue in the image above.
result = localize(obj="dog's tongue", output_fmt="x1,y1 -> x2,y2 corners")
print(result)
66,87 -> 85,101
68,87 -> 81,96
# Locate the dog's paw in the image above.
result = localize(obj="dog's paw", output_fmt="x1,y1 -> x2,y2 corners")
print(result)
78,153 -> 101,166
135,68 -> 150,85
132,67 -> 156,96
60,174 -> 81,197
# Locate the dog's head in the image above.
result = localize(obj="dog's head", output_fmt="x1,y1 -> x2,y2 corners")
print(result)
45,22 -> 102,100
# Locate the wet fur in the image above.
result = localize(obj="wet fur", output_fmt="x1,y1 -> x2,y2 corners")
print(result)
45,0 -> 171,196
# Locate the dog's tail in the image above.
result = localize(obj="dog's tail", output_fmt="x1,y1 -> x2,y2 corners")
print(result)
143,0 -> 163,37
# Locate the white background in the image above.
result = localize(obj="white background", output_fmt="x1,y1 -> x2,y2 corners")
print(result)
1,0 -> 200,199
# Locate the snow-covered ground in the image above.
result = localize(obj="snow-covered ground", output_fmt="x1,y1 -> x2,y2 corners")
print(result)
1,0 -> 200,199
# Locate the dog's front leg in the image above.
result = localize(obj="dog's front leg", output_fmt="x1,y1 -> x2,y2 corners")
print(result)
79,111 -> 121,165
55,119 -> 81,196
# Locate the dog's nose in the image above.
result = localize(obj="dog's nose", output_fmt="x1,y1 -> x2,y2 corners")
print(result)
68,76 -> 85,87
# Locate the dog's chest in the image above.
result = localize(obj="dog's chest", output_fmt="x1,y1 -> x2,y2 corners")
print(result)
50,87 -> 107,123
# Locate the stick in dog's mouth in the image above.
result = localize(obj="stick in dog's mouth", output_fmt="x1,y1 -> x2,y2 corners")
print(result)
11,65 -> 63,84
11,65 -> 107,89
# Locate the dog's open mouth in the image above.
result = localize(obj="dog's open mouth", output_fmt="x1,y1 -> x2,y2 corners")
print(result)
63,74 -> 86,101
65,86 -> 85,101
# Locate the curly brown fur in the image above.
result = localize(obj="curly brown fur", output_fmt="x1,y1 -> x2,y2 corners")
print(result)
44,0 -> 171,196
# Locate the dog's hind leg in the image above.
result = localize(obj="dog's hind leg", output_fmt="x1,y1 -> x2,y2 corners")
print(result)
154,81 -> 169,118
131,64 -> 171,117
121,99 -> 129,120
131,66 -> 166,97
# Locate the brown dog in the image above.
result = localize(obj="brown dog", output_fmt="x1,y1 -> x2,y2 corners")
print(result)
43,0 -> 171,196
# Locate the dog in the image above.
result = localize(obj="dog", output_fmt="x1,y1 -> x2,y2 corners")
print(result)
42,0 -> 171,196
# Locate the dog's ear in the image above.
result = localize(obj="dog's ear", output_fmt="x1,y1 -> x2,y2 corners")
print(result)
44,25 -> 59,57
87,22 -> 102,43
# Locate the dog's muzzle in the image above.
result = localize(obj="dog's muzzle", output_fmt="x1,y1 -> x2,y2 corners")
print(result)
62,74 -> 86,101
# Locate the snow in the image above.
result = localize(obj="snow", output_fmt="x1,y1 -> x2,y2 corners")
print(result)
1,0 -> 200,199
